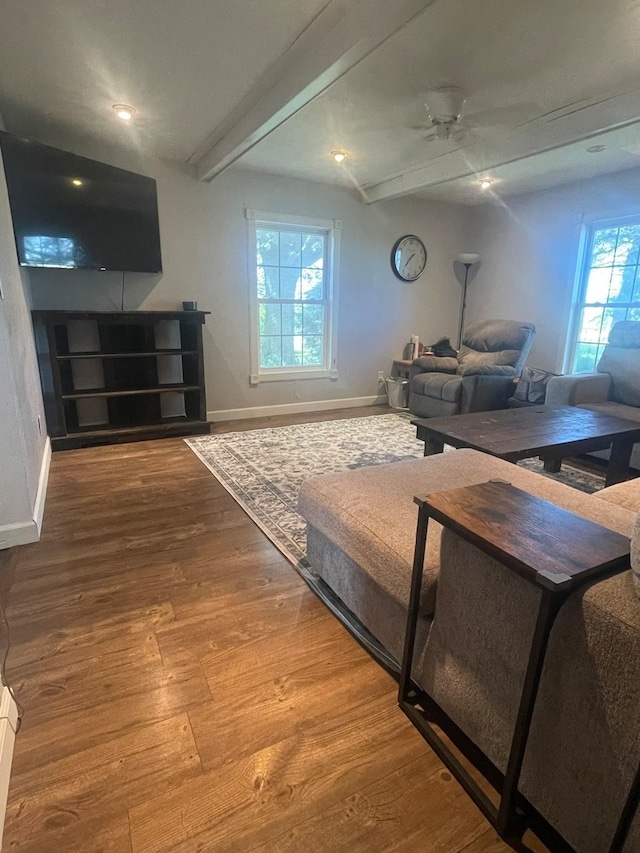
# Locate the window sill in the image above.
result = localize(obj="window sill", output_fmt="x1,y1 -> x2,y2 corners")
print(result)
250,367 -> 338,385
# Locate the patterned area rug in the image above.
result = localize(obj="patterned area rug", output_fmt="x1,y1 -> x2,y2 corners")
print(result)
185,412 -> 604,569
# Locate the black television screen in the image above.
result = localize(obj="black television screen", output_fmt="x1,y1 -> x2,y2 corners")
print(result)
0,131 -> 162,273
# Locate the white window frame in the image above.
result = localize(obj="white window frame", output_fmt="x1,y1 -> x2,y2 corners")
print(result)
246,208 -> 340,384
565,214 -> 640,373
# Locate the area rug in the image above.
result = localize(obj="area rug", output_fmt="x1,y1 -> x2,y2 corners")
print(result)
185,413 -> 605,571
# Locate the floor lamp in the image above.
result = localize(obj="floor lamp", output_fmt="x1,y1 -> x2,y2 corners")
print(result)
455,253 -> 481,348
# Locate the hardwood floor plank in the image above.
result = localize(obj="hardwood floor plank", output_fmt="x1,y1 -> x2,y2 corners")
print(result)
190,645 -> 393,773
7,714 -> 201,852
128,702 -> 429,853
247,756 -> 491,853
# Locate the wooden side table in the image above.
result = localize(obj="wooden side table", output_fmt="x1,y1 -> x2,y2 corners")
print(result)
399,479 -> 632,851
391,359 -> 413,379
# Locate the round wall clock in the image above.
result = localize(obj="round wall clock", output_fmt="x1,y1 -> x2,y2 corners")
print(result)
390,235 -> 427,281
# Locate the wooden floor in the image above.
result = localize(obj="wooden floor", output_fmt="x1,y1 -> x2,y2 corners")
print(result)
0,406 -> 545,852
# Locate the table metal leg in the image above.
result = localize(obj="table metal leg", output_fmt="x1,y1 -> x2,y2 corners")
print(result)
399,504 -> 429,700
497,588 -> 567,839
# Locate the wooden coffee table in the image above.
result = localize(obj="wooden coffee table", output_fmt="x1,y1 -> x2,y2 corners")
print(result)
411,405 -> 640,487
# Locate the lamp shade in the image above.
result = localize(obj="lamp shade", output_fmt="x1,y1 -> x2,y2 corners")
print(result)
457,252 -> 480,265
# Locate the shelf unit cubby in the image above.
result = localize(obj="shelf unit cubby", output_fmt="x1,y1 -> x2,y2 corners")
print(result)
32,309 -> 211,450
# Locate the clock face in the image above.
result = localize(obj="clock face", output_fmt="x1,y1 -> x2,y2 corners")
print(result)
391,235 -> 427,281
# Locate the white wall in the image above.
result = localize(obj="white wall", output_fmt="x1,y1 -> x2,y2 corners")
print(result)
0,147 -> 48,547
467,167 -> 640,373
25,133 -> 473,417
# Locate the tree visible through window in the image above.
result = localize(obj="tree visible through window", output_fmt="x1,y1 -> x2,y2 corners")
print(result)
571,220 -> 640,372
256,228 -> 326,369
247,210 -> 340,383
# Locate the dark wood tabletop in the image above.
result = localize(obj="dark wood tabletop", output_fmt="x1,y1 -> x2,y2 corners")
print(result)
411,405 -> 640,486
417,479 -> 631,590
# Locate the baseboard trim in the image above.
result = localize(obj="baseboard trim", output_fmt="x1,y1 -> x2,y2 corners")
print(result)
207,394 -> 388,422
0,687 -> 18,851
0,437 -> 51,550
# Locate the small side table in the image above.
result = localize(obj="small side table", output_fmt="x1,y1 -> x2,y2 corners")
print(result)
391,359 -> 413,379
400,480 -> 632,850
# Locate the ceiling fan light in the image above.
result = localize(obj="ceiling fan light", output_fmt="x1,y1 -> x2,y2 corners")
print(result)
330,149 -> 348,163
479,179 -> 493,189
113,103 -> 136,121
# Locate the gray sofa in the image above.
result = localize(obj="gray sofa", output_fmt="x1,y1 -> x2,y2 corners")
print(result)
546,320 -> 640,469
409,319 -> 535,418
299,449 -> 640,852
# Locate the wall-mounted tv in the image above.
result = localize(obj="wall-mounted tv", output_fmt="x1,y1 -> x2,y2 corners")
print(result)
0,131 -> 162,273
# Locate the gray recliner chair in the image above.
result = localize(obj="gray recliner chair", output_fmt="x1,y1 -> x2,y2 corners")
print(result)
409,318 -> 536,418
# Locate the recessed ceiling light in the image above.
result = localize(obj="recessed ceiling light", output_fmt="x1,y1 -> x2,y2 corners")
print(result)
331,149 -> 348,163
113,104 -> 136,121
71,178 -> 83,187
479,179 -> 493,189
586,144 -> 606,153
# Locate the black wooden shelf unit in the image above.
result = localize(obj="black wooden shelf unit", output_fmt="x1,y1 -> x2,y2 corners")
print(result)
32,310 -> 211,450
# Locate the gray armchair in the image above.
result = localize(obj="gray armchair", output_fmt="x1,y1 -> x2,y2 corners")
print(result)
409,318 -> 536,418
546,320 -> 640,468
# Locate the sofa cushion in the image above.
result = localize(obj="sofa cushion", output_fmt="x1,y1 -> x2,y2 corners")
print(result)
411,372 -> 462,402
578,400 -> 640,422
597,321 -> 640,407
595,477 -> 640,512
299,447 -> 634,617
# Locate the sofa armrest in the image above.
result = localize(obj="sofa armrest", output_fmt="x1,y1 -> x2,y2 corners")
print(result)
545,372 -> 610,406
409,356 -> 458,381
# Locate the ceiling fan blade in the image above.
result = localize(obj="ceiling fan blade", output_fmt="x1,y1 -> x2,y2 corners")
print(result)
464,102 -> 540,127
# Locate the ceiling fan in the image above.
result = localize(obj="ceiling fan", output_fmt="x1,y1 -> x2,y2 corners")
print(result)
419,86 -> 469,141
414,86 -> 537,142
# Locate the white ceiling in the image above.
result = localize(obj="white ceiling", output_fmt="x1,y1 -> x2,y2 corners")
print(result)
1,0 -> 640,204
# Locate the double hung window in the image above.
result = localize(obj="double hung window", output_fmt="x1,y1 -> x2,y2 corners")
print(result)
569,218 -> 640,372
246,210 -> 340,383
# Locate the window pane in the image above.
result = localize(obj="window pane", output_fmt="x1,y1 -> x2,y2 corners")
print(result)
282,304 -> 302,335
259,303 -> 281,335
280,232 -> 301,267
585,267 -> 612,303
301,233 -> 324,268
574,342 -> 599,373
260,336 -> 281,368
591,228 -> 619,267
254,220 -> 333,377
576,307 -> 604,343
257,230 -> 279,265
629,306 -> 640,322
610,265 -> 635,303
300,268 -> 324,300
302,336 -> 323,365
614,225 -> 640,267
303,304 -> 324,335
257,266 -> 279,298
281,268 -> 300,299
282,335 -> 302,366
631,268 -> 640,303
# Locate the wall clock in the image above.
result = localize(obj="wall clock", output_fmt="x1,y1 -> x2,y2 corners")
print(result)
390,235 -> 427,281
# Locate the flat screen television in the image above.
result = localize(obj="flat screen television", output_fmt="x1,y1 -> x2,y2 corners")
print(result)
0,131 -> 162,273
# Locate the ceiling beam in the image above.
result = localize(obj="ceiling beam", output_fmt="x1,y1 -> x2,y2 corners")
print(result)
190,0 -> 439,182
361,89 -> 640,203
